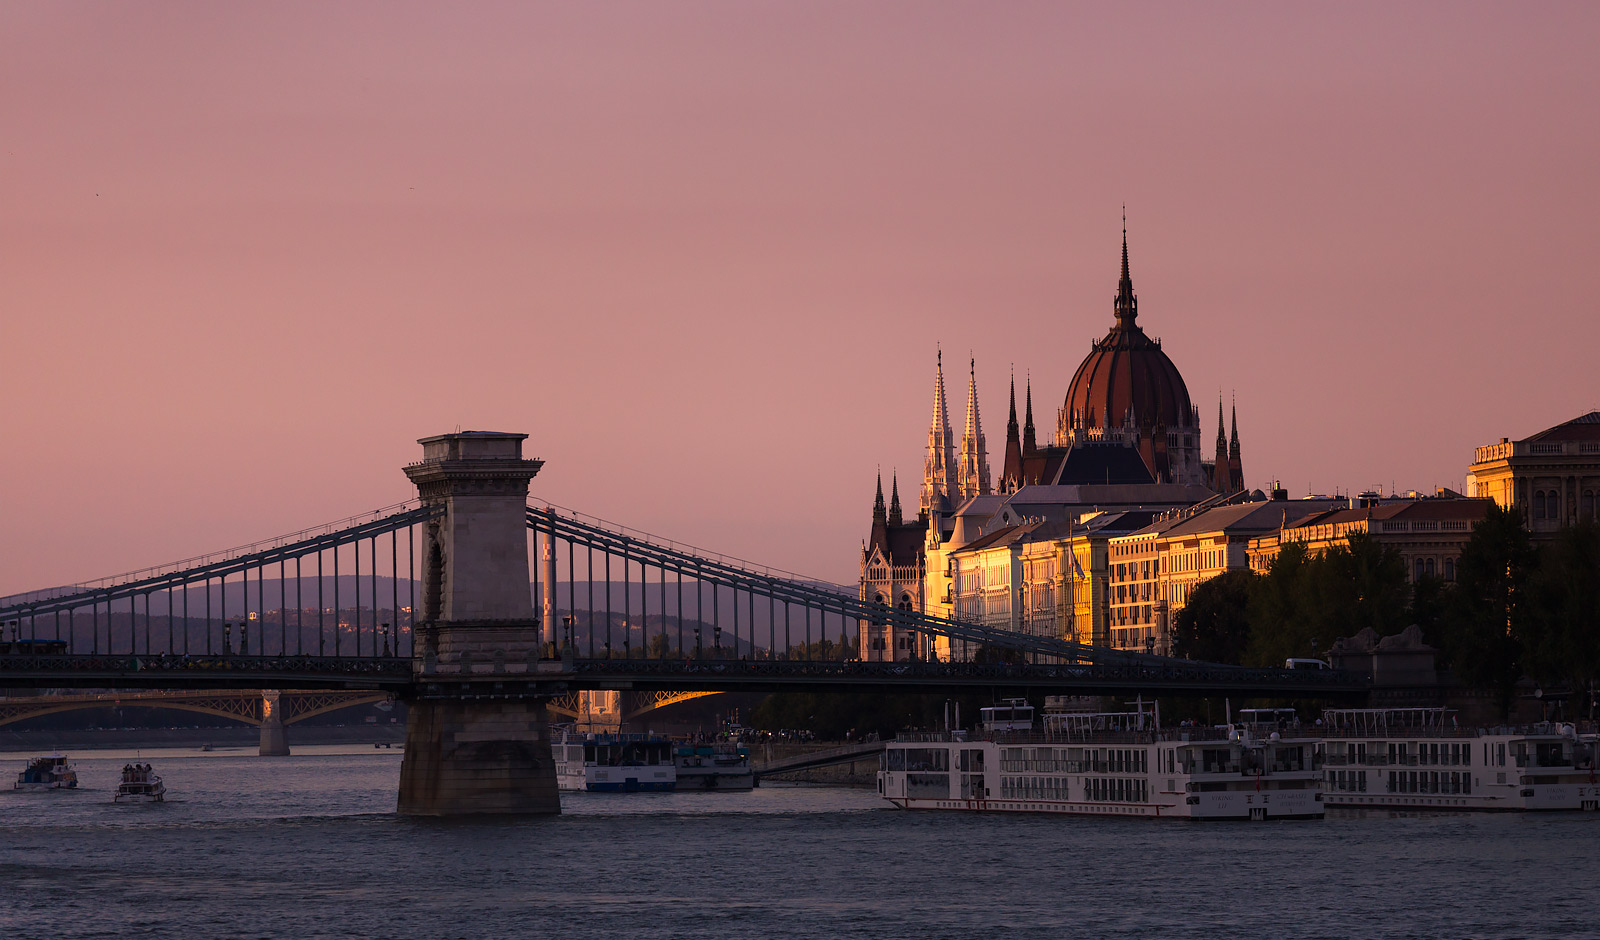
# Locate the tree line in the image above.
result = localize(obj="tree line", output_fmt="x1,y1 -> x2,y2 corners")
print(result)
1172,505 -> 1600,716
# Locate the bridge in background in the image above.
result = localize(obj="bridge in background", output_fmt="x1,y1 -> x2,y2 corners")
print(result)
0,688 -> 392,729
0,430 -> 1368,814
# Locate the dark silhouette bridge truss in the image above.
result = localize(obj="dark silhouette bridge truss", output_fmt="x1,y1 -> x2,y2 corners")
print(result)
0,689 -> 392,728
0,503 -> 1367,699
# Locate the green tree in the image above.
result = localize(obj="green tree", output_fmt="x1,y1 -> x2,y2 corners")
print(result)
1522,521 -> 1600,717
1439,503 -> 1537,715
1322,531 -> 1411,638
1245,542 -> 1314,667
1172,569 -> 1254,664
1244,533 -> 1409,668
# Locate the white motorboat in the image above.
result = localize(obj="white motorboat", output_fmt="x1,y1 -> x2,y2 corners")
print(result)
113,763 -> 166,803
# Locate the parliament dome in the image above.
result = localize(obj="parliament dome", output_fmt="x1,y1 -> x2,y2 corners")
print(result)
1062,233 -> 1194,432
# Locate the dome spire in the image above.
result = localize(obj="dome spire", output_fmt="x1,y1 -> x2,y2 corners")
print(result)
1115,208 -> 1138,328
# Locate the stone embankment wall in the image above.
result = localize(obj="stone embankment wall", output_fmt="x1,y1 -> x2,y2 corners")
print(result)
0,724 -> 406,752
755,740 -> 878,787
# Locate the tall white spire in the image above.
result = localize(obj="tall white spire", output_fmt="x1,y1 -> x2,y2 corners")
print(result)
958,356 -> 991,501
921,348 -> 958,515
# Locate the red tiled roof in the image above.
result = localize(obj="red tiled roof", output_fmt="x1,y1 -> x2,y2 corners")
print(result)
1527,411 -> 1600,443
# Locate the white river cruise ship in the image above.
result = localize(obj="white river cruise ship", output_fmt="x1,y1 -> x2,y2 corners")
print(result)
1319,708 -> 1599,812
879,703 -> 1324,821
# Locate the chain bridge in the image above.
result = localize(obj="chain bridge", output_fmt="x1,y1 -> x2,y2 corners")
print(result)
0,430 -> 1367,814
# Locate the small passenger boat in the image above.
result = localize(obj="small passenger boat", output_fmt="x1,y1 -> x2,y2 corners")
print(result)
113,763 -> 165,803
13,755 -> 78,790
554,731 -> 677,792
674,743 -> 755,791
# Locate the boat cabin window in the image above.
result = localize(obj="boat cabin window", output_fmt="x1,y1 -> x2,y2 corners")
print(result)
980,704 -> 1035,731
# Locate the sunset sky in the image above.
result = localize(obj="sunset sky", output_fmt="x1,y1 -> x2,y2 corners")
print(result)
3,3 -> 1597,594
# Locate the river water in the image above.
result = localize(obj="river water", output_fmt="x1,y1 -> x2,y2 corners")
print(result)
2,746 -> 1596,939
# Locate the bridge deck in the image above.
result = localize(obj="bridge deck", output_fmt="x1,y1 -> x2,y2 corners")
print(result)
0,655 -> 1368,699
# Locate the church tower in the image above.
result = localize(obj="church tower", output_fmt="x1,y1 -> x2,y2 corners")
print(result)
920,350 -> 959,515
957,357 -> 991,501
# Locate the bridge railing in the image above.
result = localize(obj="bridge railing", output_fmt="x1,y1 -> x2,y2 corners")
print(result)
528,504 -> 1281,673
0,505 -> 437,664
530,504 -> 1090,665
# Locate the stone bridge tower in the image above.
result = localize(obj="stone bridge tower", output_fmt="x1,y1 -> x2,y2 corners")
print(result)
397,431 -> 559,815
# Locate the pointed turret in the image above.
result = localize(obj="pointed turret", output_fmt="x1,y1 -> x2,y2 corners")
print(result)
869,471 -> 889,559
920,348 -> 958,515
1212,395 -> 1234,494
1023,376 -> 1037,456
1000,371 -> 1024,494
1227,395 -> 1245,492
888,472 -> 903,526
957,357 -> 991,501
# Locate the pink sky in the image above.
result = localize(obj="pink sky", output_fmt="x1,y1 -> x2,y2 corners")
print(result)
3,3 -> 1597,594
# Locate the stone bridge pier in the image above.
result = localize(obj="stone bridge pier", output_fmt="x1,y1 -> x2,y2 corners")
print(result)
396,431 -> 560,815
259,690 -> 289,756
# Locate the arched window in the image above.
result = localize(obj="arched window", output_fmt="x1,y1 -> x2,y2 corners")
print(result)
1425,558 -> 1435,577
1583,490 -> 1595,521
898,594 -> 913,612
1415,558 -> 1426,581
1444,557 -> 1455,581
1533,491 -> 1546,519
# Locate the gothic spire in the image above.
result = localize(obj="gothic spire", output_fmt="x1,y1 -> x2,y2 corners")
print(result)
1023,375 -> 1037,456
1114,208 -> 1138,328
888,472 -> 903,526
1216,396 -> 1227,447
1001,368 -> 1024,494
921,347 -> 958,515
958,356 -> 992,499
869,469 -> 890,558
1229,395 -> 1240,454
1007,370 -> 1019,435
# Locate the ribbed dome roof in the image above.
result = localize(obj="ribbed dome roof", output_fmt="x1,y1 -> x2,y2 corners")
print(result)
1063,232 -> 1193,430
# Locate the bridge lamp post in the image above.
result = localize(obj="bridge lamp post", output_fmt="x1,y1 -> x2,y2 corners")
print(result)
694,627 -> 702,660
562,616 -> 574,655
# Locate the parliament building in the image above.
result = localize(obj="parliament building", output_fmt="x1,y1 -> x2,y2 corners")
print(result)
860,227 -> 1246,658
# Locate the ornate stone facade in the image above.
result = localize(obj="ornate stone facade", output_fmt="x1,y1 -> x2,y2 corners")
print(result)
1466,411 -> 1600,537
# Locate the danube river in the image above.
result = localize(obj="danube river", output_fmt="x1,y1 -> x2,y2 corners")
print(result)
2,746 -> 1596,939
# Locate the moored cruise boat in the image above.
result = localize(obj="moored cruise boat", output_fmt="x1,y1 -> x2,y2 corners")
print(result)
673,743 -> 755,791
113,763 -> 166,803
1319,708 -> 1599,812
14,755 -> 78,790
878,703 -> 1323,821
554,731 -> 677,792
